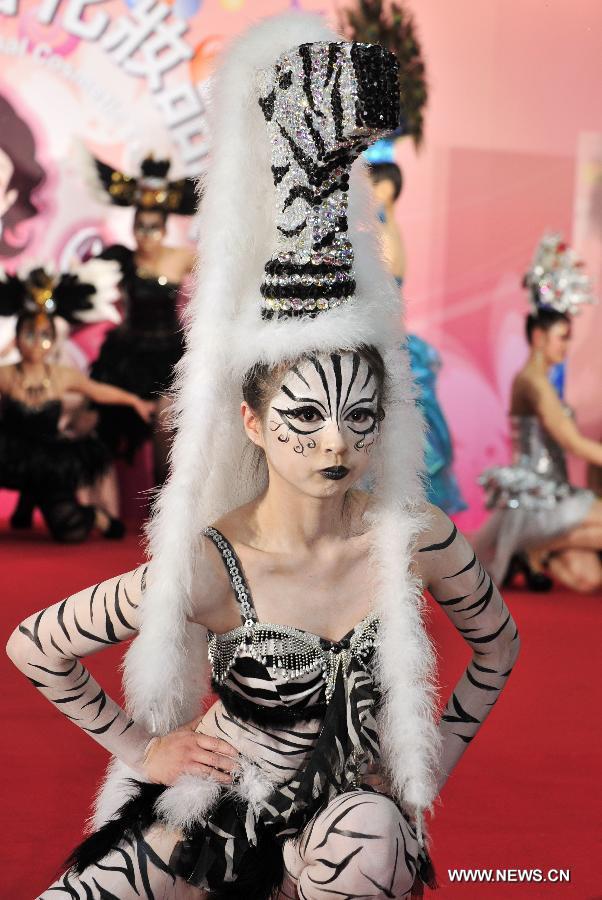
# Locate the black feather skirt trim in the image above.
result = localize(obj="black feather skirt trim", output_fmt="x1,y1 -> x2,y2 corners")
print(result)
65,777 -> 437,899
65,782 -> 165,875
62,666 -> 438,897
0,418 -> 111,494
65,781 -> 285,900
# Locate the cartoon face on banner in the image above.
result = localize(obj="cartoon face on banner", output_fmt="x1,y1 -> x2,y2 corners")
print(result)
0,0 -> 223,270
0,92 -> 46,258
0,0 -> 323,269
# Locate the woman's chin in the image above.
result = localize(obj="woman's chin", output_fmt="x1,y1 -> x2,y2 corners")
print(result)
267,464 -> 366,499
309,472 -> 362,498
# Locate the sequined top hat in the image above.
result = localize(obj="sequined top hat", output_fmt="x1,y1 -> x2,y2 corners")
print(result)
523,233 -> 596,316
258,41 -> 400,318
85,153 -> 198,216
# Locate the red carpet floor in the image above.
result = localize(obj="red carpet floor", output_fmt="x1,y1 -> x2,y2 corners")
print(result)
0,525 -> 600,899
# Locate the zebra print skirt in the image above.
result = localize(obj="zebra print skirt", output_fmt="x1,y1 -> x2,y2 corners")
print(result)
67,659 -> 436,898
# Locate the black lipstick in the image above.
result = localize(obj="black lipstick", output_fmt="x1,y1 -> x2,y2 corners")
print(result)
320,466 -> 350,481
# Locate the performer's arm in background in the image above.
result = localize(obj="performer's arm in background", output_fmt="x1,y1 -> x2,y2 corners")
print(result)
57,366 -> 155,424
0,334 -> 16,358
417,504 -> 521,794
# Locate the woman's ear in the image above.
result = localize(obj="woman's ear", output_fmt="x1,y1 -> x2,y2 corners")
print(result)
241,401 -> 264,448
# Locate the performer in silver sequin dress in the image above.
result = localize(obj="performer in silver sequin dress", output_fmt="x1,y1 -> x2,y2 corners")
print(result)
474,235 -> 602,593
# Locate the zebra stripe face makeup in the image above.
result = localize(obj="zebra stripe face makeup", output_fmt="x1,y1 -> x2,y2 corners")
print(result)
263,351 -> 381,491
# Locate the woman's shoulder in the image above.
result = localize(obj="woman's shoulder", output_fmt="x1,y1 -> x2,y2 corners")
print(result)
49,363 -> 82,392
165,244 -> 195,263
412,502 -> 465,585
514,365 -> 553,396
517,367 -> 562,415
413,502 -> 453,548
210,501 -> 257,544
162,244 -> 195,277
510,367 -> 545,415
188,526 -> 240,627
0,364 -> 16,390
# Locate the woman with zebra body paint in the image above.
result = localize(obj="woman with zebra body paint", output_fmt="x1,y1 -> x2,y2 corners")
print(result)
7,14 -> 520,899
7,351 -> 518,898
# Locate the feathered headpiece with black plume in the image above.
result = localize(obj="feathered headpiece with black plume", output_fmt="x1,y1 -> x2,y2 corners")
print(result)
0,259 -> 121,325
339,0 -> 428,147
82,152 -> 198,216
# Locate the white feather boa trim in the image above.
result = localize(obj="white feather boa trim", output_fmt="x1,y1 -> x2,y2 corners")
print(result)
94,10 -> 442,829
92,758 -> 280,833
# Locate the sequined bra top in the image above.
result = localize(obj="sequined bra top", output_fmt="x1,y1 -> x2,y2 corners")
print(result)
510,414 -> 569,484
203,527 -> 379,725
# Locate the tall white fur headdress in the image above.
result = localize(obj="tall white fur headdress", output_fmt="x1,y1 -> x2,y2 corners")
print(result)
95,11 -> 441,834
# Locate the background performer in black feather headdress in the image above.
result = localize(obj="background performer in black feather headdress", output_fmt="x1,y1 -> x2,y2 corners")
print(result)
84,152 -> 198,483
0,265 -> 155,542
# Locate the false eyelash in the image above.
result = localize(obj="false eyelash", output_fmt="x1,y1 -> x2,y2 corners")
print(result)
346,408 -> 376,421
347,407 -> 376,416
283,406 -> 324,419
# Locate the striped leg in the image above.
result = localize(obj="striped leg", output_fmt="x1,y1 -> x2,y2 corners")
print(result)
282,791 -> 418,900
38,825 -> 205,900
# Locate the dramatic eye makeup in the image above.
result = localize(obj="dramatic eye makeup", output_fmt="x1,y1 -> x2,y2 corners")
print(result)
277,404 -> 326,433
268,352 -> 381,452
343,398 -> 378,435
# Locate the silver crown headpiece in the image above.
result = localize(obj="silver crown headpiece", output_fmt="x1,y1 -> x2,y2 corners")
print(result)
524,232 -> 596,316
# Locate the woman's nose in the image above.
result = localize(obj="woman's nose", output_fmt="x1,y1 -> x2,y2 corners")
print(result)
321,421 -> 348,455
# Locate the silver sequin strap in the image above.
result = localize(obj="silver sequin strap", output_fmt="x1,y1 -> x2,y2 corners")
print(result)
202,526 -> 258,625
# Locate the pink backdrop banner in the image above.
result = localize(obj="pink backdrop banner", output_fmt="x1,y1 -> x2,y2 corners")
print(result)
1,0 -> 601,528
393,0 -> 602,528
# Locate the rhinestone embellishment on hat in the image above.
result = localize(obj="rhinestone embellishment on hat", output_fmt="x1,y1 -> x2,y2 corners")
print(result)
257,40 -> 400,319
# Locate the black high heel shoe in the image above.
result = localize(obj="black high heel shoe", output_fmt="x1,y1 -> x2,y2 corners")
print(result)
102,516 -> 126,540
10,492 -> 35,530
96,507 -> 126,540
503,554 -> 553,592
